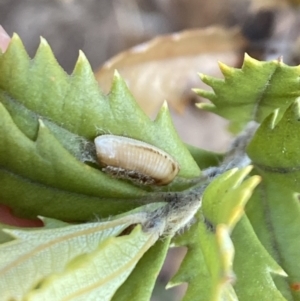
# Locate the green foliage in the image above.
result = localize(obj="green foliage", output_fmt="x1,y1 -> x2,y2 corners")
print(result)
186,143 -> 223,169
0,210 -> 161,301
0,34 -> 199,221
193,55 -> 300,301
0,35 -> 299,301
202,166 -> 260,229
232,216 -> 286,301
246,101 -> 300,301
112,237 -> 171,301
25,225 -> 158,301
196,54 -> 300,133
171,167 -> 260,301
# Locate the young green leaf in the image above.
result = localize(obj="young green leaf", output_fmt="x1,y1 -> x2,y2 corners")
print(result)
195,54 -> 300,133
170,166 -> 260,301
202,166 -> 261,230
23,225 -> 159,301
0,211 -> 160,301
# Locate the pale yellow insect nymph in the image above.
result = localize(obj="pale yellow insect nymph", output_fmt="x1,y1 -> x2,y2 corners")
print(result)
94,135 -> 180,185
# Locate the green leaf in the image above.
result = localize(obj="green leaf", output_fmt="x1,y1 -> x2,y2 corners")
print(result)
0,35 -> 200,220
197,222 -> 238,301
24,225 -> 158,301
0,216 -> 56,244
0,102 -> 145,220
247,100 -> 300,192
170,211 -> 212,301
0,223 -> 15,244
246,101 -> 300,300
186,143 -> 223,169
232,216 -> 286,301
112,237 -> 171,301
0,102 -> 145,198
202,166 -> 261,230
0,210 -> 159,301
195,54 -> 300,133
170,166 -> 260,301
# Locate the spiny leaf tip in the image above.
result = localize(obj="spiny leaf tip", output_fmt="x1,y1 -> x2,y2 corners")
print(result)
113,69 -> 121,78
162,100 -> 169,110
77,50 -> 88,63
243,53 -> 260,67
39,37 -> 50,47
11,33 -> 22,43
218,61 -> 235,77
155,100 -> 171,122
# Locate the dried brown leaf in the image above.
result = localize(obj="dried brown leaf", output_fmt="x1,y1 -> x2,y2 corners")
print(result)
95,27 -> 246,116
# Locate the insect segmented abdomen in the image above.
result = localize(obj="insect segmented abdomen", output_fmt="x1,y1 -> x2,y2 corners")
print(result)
94,135 -> 180,185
